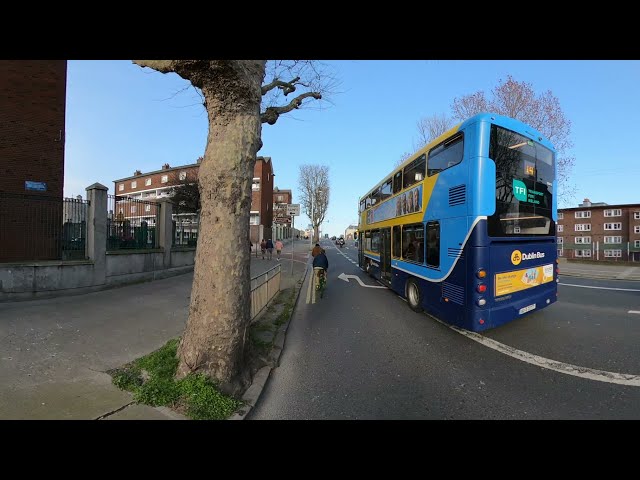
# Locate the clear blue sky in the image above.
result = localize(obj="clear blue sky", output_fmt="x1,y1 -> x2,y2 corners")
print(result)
65,60 -> 640,237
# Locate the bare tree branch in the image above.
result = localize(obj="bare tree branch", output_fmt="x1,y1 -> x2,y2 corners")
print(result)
261,76 -> 301,95
411,75 -> 575,204
261,91 -> 322,125
416,113 -> 457,146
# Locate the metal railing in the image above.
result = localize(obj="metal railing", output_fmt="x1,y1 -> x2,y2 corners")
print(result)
107,195 -> 160,250
250,264 -> 281,320
173,213 -> 199,247
0,192 -> 89,262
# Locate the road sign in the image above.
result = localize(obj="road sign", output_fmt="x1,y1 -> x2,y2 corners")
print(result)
287,204 -> 300,216
274,216 -> 291,224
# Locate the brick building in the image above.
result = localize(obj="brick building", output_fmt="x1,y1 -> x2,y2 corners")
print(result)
113,156 -> 278,245
557,198 -> 640,262
0,60 -> 67,262
272,187 -> 293,241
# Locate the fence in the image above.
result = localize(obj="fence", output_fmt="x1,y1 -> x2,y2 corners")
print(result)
250,264 -> 281,320
173,213 -> 199,247
107,195 -> 160,250
0,192 -> 89,262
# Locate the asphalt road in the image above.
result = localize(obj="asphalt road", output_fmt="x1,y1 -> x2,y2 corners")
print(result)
248,239 -> 640,419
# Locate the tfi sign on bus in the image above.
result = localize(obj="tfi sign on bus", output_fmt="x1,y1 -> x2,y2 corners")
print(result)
287,204 -> 300,216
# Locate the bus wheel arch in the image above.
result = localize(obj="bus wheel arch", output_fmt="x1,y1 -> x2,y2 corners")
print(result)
406,277 -> 423,312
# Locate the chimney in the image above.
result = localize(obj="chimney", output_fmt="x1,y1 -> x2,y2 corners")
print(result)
162,163 -> 170,170
134,169 -> 142,176
196,156 -> 203,164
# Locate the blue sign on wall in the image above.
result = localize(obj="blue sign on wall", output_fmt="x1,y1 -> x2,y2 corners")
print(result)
25,181 -> 47,192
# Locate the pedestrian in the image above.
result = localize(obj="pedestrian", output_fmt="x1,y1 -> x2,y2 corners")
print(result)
275,239 -> 284,260
260,238 -> 266,259
266,238 -> 274,260
249,239 -> 253,253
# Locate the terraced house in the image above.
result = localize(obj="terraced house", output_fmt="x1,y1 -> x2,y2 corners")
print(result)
557,198 -> 640,262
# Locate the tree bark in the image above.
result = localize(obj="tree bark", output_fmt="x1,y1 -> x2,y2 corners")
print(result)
175,62 -> 265,396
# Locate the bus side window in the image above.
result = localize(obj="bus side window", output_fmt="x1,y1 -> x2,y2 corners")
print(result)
428,133 -> 464,177
427,221 -> 440,268
393,171 -> 402,194
392,225 -> 401,258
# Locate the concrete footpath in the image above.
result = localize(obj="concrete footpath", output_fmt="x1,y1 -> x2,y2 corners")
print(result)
558,258 -> 640,281
0,238 -> 310,420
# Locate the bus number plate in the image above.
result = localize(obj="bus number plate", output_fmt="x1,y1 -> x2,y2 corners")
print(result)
519,304 -> 536,315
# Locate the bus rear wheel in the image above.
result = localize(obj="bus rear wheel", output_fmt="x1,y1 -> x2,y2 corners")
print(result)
406,278 -> 423,312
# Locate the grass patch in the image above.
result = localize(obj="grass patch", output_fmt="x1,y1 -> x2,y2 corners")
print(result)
274,289 -> 297,326
109,338 -> 240,419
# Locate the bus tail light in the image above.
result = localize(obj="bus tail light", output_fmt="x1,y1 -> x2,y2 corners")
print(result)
476,269 -> 487,279
477,283 -> 487,294
477,297 -> 486,307
478,318 -> 485,325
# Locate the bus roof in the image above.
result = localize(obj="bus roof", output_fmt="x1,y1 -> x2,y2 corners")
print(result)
358,112 -> 556,202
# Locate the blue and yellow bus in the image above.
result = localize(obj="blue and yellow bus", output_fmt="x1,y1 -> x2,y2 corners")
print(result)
357,113 -> 558,332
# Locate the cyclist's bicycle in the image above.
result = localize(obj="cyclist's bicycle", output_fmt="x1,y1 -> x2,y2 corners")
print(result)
314,267 -> 327,299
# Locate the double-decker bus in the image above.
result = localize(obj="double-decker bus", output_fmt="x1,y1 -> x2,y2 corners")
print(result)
357,113 -> 558,332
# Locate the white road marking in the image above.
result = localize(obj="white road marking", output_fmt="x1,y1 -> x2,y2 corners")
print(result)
629,311 -> 640,314
438,319 -> 640,387
559,282 -> 640,292
338,272 -> 386,288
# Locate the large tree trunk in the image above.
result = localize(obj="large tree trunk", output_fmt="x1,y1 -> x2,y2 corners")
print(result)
176,62 -> 265,395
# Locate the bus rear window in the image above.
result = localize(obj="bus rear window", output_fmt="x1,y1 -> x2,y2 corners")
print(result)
487,124 -> 555,237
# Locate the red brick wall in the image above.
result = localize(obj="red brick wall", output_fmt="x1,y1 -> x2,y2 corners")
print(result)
0,60 -> 66,196
0,60 -> 67,262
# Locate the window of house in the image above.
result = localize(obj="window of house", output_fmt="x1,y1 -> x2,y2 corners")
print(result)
604,249 -> 622,258
131,206 -> 137,214
575,236 -> 591,244
250,212 -> 260,225
131,181 -> 137,189
604,209 -> 622,217
179,171 -> 187,181
403,154 -> 426,189
575,224 -> 591,231
557,225 -> 563,232
161,175 -> 168,183
252,178 -> 260,191
635,226 -> 640,234
145,205 -> 151,212
428,133 -> 464,177
558,212 -> 563,219
634,212 -> 640,220
557,237 -> 563,244
119,184 -> 124,191
604,223 -> 622,230
575,249 -> 591,258
145,178 -> 152,186
277,195 -> 283,202
604,236 -> 622,244
574,211 -> 591,218
635,240 -> 640,248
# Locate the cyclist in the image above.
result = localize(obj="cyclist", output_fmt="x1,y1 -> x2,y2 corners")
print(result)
312,248 -> 329,289
311,243 -> 323,257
